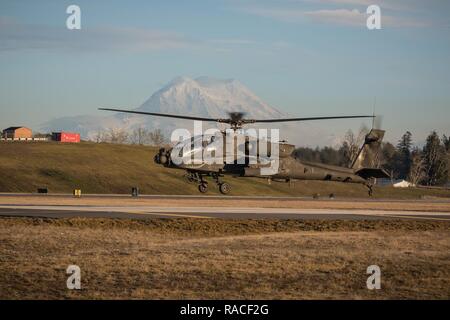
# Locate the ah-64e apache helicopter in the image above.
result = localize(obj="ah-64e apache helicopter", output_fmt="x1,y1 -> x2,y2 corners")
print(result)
100,108 -> 390,196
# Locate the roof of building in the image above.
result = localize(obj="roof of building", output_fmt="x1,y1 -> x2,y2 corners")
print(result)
3,126 -> 29,131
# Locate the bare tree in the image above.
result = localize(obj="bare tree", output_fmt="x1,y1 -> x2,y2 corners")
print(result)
107,128 -> 129,144
130,127 -> 151,145
340,125 -> 369,167
94,130 -> 108,143
149,129 -> 165,146
408,151 -> 425,186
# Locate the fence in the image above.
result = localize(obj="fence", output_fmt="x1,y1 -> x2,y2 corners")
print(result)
0,138 -> 49,142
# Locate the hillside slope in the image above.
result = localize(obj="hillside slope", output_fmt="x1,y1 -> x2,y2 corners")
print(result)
1,142 -> 449,198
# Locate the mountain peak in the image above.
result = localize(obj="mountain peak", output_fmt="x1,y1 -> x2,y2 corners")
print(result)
162,76 -> 240,90
194,76 -> 237,87
139,76 -> 284,119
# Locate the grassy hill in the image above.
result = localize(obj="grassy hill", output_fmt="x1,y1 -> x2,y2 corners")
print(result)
1,141 -> 450,199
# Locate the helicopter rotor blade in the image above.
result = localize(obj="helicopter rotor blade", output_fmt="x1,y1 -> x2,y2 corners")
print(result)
99,108 -> 375,126
250,115 -> 375,123
98,108 -> 220,123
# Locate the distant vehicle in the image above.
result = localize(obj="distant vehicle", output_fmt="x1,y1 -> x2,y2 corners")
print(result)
100,108 -> 390,195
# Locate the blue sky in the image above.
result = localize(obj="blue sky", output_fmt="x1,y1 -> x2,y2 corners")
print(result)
0,0 -> 449,145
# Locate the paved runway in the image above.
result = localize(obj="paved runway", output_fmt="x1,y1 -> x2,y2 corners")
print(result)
1,205 -> 449,221
2,192 -> 450,203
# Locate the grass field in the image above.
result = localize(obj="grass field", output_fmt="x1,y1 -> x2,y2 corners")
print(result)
0,217 -> 449,299
1,141 -> 450,199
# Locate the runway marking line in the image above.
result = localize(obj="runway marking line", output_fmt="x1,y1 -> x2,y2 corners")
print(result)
126,211 -> 215,219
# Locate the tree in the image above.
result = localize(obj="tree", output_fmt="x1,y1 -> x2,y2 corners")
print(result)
379,142 -> 397,180
130,127 -> 151,145
107,128 -> 129,144
149,129 -> 165,146
394,131 -> 413,179
422,131 -> 448,186
408,148 -> 425,186
340,126 -> 368,167
443,135 -> 450,152
94,131 -> 108,143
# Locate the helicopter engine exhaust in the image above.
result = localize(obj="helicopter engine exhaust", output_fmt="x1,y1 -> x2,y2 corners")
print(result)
154,147 -> 171,166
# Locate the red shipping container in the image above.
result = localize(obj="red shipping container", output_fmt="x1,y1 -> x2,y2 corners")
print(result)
53,132 -> 80,143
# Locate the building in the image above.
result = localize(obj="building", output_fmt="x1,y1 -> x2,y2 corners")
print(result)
52,132 -> 80,143
2,126 -> 32,139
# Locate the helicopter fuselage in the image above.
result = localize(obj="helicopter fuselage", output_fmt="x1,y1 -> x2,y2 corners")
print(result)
154,133 -> 369,194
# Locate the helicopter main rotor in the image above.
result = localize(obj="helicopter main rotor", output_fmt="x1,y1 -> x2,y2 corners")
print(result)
99,108 -> 375,130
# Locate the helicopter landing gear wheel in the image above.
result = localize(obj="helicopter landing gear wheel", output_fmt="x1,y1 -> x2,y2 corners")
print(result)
219,182 -> 231,194
198,183 -> 208,193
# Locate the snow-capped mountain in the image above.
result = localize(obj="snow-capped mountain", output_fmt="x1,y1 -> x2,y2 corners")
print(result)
138,76 -> 284,119
41,76 -> 288,141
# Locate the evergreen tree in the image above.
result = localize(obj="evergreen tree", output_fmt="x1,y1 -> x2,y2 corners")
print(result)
394,131 -> 412,179
443,135 -> 450,152
380,142 -> 398,179
422,131 -> 448,186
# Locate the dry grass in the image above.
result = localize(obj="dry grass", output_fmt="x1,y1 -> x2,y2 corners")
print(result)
0,217 -> 449,299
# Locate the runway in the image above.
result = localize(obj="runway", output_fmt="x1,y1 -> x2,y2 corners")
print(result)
2,192 -> 450,203
1,205 -> 450,221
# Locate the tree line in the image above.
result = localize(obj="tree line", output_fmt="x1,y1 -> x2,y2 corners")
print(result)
293,129 -> 450,186
94,128 -> 165,146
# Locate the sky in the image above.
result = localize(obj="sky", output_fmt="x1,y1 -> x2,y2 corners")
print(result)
0,0 -> 449,146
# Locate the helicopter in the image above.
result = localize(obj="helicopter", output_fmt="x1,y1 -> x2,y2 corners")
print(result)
99,108 -> 390,196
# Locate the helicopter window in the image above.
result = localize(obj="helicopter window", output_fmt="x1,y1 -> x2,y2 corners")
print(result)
202,134 -> 219,147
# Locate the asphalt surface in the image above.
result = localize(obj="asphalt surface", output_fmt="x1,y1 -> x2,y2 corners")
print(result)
1,193 -> 450,221
2,192 -> 450,203
1,205 -> 449,221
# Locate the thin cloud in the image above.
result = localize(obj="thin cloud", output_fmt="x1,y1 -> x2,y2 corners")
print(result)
306,8 -> 430,27
280,0 -> 419,12
240,5 -> 431,28
304,9 -> 364,26
0,18 -> 193,52
316,0 -> 404,11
